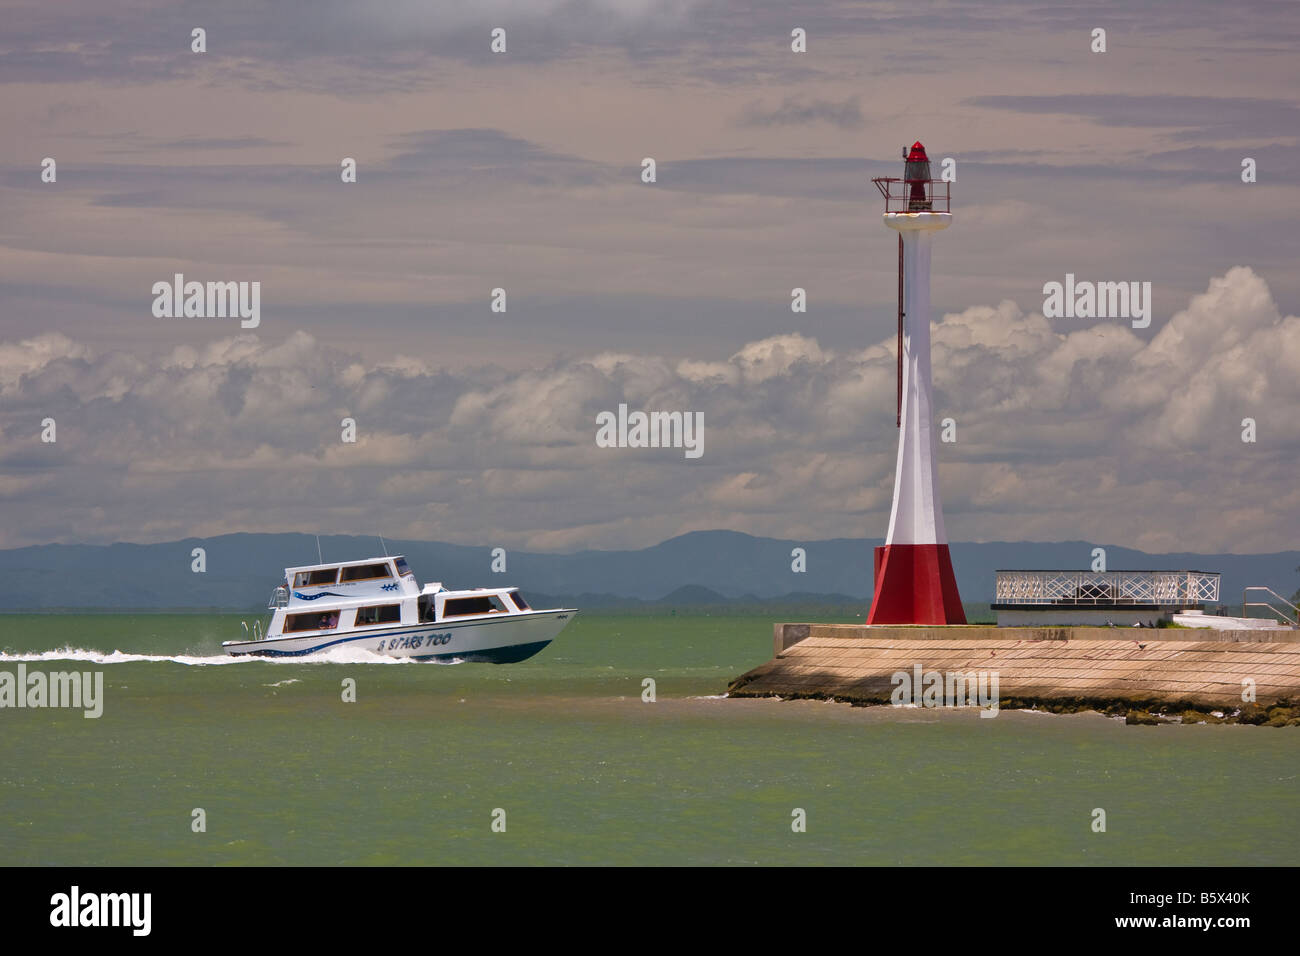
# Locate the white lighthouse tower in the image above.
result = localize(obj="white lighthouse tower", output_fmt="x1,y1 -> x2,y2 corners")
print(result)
867,142 -> 965,624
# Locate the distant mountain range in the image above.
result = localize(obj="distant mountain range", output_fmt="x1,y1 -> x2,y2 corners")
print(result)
0,530 -> 1295,611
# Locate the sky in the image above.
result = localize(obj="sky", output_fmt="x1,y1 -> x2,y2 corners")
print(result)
1,0 -> 1298,554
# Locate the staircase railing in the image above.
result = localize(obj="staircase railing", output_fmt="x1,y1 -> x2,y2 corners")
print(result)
1242,586 -> 1299,626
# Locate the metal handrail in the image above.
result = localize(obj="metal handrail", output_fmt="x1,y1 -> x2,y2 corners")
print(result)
872,177 -> 951,213
995,569 -> 1220,606
1243,586 -> 1299,626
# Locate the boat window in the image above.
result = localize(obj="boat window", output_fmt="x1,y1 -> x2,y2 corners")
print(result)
395,557 -> 412,577
354,604 -> 401,626
284,610 -> 340,632
294,568 -> 339,587
442,595 -> 509,618
340,562 -> 393,582
418,594 -> 437,622
508,590 -> 531,611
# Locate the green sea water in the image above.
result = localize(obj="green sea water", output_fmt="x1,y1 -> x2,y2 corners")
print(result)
1,612 -> 1296,866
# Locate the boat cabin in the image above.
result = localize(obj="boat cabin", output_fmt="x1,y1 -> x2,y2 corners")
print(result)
264,555 -> 538,638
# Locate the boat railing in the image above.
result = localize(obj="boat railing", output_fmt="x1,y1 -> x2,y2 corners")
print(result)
268,586 -> 289,609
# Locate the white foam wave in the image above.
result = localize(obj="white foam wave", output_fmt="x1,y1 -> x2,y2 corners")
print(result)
0,646 -> 430,666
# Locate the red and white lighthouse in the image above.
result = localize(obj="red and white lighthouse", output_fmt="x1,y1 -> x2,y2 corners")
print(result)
866,143 -> 965,624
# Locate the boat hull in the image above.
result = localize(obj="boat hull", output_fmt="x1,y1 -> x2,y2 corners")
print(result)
221,610 -> 576,662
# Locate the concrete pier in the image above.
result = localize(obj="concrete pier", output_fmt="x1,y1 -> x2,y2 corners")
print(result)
729,624 -> 1300,722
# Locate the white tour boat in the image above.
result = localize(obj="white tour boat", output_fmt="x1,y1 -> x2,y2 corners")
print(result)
222,554 -> 576,662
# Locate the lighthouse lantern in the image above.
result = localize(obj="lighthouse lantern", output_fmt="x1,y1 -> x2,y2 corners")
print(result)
903,141 -> 932,210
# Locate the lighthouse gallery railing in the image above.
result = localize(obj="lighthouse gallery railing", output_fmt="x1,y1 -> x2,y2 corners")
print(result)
872,178 -> 951,213
995,570 -> 1220,606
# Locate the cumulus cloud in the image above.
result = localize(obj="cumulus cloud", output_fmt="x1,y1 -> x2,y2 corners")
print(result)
1,268 -> 1296,553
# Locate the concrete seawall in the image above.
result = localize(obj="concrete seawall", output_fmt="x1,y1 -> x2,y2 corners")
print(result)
729,624 -> 1300,723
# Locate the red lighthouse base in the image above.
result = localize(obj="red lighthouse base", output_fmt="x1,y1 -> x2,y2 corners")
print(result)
867,544 -> 966,625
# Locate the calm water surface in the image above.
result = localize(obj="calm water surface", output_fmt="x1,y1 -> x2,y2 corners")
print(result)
1,613 -> 1296,865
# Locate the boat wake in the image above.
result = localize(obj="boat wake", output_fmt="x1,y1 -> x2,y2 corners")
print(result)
0,646 -> 460,666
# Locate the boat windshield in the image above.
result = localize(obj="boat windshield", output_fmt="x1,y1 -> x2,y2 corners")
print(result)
443,595 -> 509,618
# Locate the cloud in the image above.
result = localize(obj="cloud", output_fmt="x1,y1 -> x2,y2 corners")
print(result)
651,156 -> 872,199
152,136 -> 294,151
964,94 -> 1300,142
0,0 -> 709,88
738,96 -> 864,129
1,268 -> 1296,554
385,128 -> 609,186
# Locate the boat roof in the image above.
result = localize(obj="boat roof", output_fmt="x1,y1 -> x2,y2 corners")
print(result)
284,555 -> 406,575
